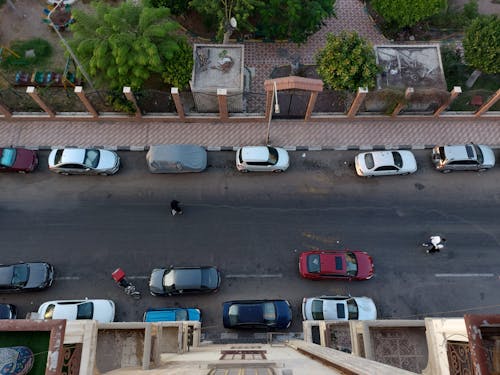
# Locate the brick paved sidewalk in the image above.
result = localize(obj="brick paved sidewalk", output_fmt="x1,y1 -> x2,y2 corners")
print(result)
1,117 -> 500,150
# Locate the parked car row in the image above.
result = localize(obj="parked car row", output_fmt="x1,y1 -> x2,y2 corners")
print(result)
354,144 -> 495,177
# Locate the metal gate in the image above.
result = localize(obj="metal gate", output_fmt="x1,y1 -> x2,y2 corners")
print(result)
274,89 -> 309,119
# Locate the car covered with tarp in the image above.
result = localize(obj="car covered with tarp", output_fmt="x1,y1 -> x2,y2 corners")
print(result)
146,144 -> 207,173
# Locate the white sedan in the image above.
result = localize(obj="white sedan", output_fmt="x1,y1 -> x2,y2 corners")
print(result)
48,148 -> 120,175
302,295 -> 377,321
38,299 -> 115,323
236,146 -> 289,172
354,150 -> 417,177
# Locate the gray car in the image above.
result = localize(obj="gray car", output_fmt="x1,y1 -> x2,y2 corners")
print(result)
146,144 -> 207,173
0,262 -> 54,292
149,266 -> 221,296
432,144 -> 495,172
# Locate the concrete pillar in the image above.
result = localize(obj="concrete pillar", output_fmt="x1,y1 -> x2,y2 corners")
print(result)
170,87 -> 185,120
123,86 -> 141,118
217,88 -> 228,120
26,86 -> 55,117
433,86 -> 462,117
391,87 -> 414,117
475,88 -> 500,117
305,92 -> 318,121
0,102 -> 12,118
347,87 -> 368,118
74,86 -> 98,118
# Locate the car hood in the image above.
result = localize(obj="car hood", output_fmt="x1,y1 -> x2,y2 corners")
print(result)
478,145 -> 495,167
354,252 -> 374,279
274,300 -> 292,328
25,263 -> 53,289
96,150 -> 119,170
354,297 -> 377,320
91,300 -> 115,323
276,148 -> 290,170
149,269 -> 165,295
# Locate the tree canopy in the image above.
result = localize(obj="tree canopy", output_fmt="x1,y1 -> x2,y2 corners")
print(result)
463,15 -> 500,74
315,32 -> 380,91
69,1 -> 184,89
371,0 -> 446,28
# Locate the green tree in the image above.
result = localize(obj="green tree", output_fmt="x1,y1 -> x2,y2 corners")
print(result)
371,0 -> 446,28
463,15 -> 500,74
256,0 -> 335,43
190,0 -> 262,42
69,1 -> 183,89
315,32 -> 380,91
161,40 -> 193,89
145,0 -> 190,15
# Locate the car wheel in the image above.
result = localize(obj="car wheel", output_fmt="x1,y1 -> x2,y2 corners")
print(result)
61,172 -> 69,176
441,169 -> 451,174
17,170 -> 26,174
100,172 -> 109,176
273,169 -> 283,173
402,172 -> 410,176
240,169 -> 248,173
478,168 -> 487,172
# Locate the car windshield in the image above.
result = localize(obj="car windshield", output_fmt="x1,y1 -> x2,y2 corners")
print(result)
83,149 -> 100,168
267,147 -> 279,165
44,304 -> 55,319
0,148 -> 16,167
473,145 -> 484,163
346,298 -> 359,320
228,304 -> 239,326
345,252 -> 358,276
392,152 -> 403,168
364,153 -> 374,169
262,302 -> 276,322
307,254 -> 321,273
11,264 -> 29,287
76,302 -> 94,319
175,310 -> 188,321
200,268 -> 217,289
163,269 -> 176,292
311,299 -> 324,320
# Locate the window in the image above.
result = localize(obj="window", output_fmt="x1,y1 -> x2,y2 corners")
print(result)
228,304 -> 239,326
336,303 -> 346,319
262,302 -> 276,322
11,264 -> 29,288
83,149 -> 100,168
335,256 -> 343,271
364,153 -> 374,169
375,165 -> 398,171
61,164 -> 85,169
392,152 -> 403,168
54,149 -> 64,164
345,252 -> 358,276
307,254 -> 321,273
266,147 -> 279,165
44,304 -> 55,319
473,145 -> 484,164
311,299 -> 324,320
76,302 -> 94,319
175,309 -> 188,321
346,298 -> 359,320
0,148 -> 16,167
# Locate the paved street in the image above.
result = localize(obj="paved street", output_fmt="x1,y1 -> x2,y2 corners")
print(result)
1,150 -> 499,341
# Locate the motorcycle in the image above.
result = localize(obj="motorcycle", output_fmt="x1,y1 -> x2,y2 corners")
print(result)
112,268 -> 141,299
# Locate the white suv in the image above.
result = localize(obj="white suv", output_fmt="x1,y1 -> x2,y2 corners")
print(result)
235,146 -> 289,172
432,144 -> 495,172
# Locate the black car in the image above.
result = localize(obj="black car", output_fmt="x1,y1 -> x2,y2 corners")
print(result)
0,304 -> 17,319
222,300 -> 292,330
0,262 -> 54,292
149,266 -> 221,296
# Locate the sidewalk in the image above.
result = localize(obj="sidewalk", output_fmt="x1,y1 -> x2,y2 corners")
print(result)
1,117 -> 500,150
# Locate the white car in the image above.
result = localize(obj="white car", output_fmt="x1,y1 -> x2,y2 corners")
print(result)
354,150 -> 417,177
48,148 -> 120,175
236,146 -> 289,172
37,299 -> 115,323
302,295 -> 377,321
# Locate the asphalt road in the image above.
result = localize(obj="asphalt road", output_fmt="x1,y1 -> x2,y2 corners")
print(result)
1,150 -> 500,341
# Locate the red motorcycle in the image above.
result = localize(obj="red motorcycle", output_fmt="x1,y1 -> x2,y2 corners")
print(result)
112,268 -> 141,300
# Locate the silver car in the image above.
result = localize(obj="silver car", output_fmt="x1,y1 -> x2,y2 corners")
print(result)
302,295 -> 377,321
354,150 -> 417,177
432,144 -> 495,172
48,148 -> 120,175
235,146 -> 289,173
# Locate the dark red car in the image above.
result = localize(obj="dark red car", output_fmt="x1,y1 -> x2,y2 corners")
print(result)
0,148 -> 38,173
299,250 -> 374,280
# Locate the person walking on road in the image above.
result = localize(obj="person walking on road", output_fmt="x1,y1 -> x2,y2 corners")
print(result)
423,235 -> 446,254
170,200 -> 183,216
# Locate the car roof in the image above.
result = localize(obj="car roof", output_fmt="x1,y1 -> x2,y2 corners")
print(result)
59,149 -> 86,163
370,151 -> 398,166
240,147 -> 271,162
172,268 -> 203,289
442,145 -> 476,161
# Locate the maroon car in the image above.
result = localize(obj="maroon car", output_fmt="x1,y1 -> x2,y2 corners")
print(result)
299,250 -> 374,280
0,148 -> 38,173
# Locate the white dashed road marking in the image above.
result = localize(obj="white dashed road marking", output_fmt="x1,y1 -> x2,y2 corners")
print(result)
435,273 -> 495,277
225,274 -> 283,278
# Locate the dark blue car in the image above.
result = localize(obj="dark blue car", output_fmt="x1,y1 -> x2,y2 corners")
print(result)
222,300 -> 292,330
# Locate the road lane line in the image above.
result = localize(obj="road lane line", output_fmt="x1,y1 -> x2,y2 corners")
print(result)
225,274 -> 283,278
55,276 -> 80,280
435,273 -> 495,277
127,276 -> 150,279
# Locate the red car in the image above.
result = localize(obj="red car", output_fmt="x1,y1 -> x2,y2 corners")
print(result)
0,148 -> 38,173
299,250 -> 374,280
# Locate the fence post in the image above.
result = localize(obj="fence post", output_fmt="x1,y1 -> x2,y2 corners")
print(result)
74,86 -> 98,118
0,102 -> 12,118
123,86 -> 141,118
170,87 -> 185,120
475,89 -> 500,118
26,86 -> 55,117
391,87 -> 414,117
347,87 -> 368,118
217,89 -> 228,120
433,86 -> 461,117
305,92 -> 318,121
